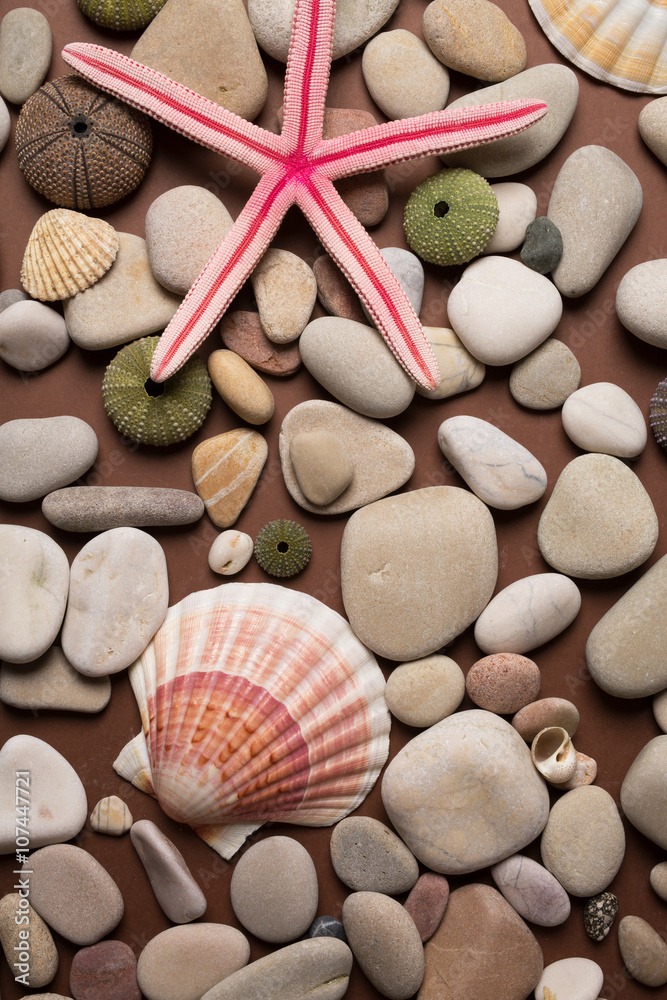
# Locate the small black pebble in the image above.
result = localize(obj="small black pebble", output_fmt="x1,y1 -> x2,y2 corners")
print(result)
307,915 -> 347,943
521,217 -> 563,274
584,891 -> 619,941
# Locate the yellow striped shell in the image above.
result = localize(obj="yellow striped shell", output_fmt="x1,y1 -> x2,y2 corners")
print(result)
21,210 -> 119,301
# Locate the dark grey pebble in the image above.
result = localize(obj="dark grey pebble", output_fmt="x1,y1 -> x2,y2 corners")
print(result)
584,890 -> 619,941
0,288 -> 28,313
42,486 -> 205,531
308,915 -> 348,943
521,217 -> 563,274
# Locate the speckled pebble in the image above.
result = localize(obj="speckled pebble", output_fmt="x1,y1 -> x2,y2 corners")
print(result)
0,893 -> 58,988
42,486 -> 204,532
0,8 -> 52,105
362,29 -> 449,119
251,248 -> 317,344
342,891 -> 424,1000
208,350 -> 275,424
0,299 -> 69,371
491,854 -> 570,927
618,916 -> 667,987
423,0 -> 526,82
330,816 -> 418,895
415,327 -> 485,400
474,573 -> 581,654
208,530 -> 254,575
384,655 -> 465,728
521,217 -> 563,274
307,916 -> 347,943
230,836 -> 318,944
403,873 -> 449,943
483,183 -> 537,255
535,958 -> 603,1000
512,697 -> 580,742
561,382 -> 647,457
289,429 -> 354,506
90,796 -> 133,836
0,416 -> 98,503
220,311 -> 302,376
0,647 -> 111,713
69,940 -> 140,1000
584,891 -> 618,941
510,338 -> 581,410
649,861 -> 667,901
131,819 -> 206,924
137,924 -> 250,1000
466,653 -> 541,715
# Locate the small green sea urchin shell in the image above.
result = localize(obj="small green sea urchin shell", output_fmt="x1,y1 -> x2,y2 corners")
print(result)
255,519 -> 312,578
102,336 -> 212,446
650,377 -> 667,452
403,168 -> 499,267
77,0 -> 168,31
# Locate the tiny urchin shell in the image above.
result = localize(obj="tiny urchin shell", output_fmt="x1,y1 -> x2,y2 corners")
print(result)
255,520 -> 312,578
102,336 -> 212,446
77,0 -> 168,30
650,377 -> 667,452
15,75 -> 152,210
403,168 -> 499,267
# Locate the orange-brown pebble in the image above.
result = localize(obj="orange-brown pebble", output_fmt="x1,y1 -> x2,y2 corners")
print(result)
404,872 -> 450,943
512,696 -> 580,742
466,653 -> 540,715
208,350 -> 275,425
192,429 -> 267,528
313,253 -> 366,322
220,311 -> 302,376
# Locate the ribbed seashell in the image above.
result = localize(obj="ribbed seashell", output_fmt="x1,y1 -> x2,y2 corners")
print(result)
531,726 -> 578,783
113,582 -> 390,859
89,795 -> 133,836
553,751 -> 598,790
21,209 -> 119,301
528,0 -> 667,94
649,377 -> 667,452
77,0 -> 167,31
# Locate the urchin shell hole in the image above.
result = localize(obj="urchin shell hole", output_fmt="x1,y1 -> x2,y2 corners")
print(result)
69,114 -> 92,137
434,201 -> 450,217
277,541 -> 289,553
144,378 -> 164,398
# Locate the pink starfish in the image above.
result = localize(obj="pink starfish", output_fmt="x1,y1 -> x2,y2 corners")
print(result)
63,0 -> 546,390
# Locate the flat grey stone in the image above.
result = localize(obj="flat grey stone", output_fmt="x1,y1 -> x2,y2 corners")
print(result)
0,8 -> 51,104
331,817 -> 419,894
0,646 -> 111,713
0,288 -> 28,313
131,819 -> 206,923
0,299 -> 69,371
342,891 -> 424,1000
0,416 -> 98,502
42,486 -> 204,531
510,339 -> 581,410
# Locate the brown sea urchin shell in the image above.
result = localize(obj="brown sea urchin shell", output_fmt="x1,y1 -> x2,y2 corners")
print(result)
21,209 -> 119,301
650,377 -> 667,452
15,75 -> 152,210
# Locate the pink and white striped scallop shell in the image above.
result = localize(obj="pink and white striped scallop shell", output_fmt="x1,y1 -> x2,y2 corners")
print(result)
113,582 -> 390,859
529,0 -> 667,93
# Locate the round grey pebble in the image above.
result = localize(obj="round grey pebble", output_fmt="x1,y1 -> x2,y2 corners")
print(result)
650,861 -> 667,902
0,288 -> 28,313
342,891 -> 424,1000
330,816 -> 418,895
521,217 -> 563,274
42,486 -> 205,531
0,300 -> 69,371
0,7 -> 52,105
307,915 -> 347,943
510,339 -> 581,410
0,416 -> 98,502
584,891 -> 619,941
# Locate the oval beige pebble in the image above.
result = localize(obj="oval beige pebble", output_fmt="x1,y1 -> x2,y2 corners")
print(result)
341,487 -> 497,661
145,185 -> 233,295
61,527 -> 169,677
535,957 -> 603,1000
510,338 -> 581,409
299,317 -> 415,419
441,64 -> 578,176
639,96 -> 667,165
561,382 -> 647,457
650,861 -> 667,901
385,654 -> 465,727
616,259 -> 667,349
415,327 -> 485,400
483,182 -> 537,255
208,350 -> 275,424
137,923 -> 250,1000
362,29 -> 449,119
474,573 -> 581,654
0,525 -> 69,664
423,0 -> 526,82
199,937 -> 352,1000
24,844 -> 123,945
90,796 -> 132,836
342,891 -> 424,1000
0,416 -> 98,502
330,816 -> 418,895
251,248 -> 317,344
620,735 -> 667,850
0,647 -> 111,713
540,785 -> 625,896
0,299 -> 69,371
512,697 -> 580,742
289,429 -> 354,506
208,530 -> 254,576
654,688 -> 667,733
466,653 -> 541,715
230,836 -> 318,944
490,854 -> 570,927
131,819 -> 206,924
447,257 -> 563,366
618,916 -> 667,987
0,8 -> 51,105
0,893 -> 58,987
537,453 -> 658,579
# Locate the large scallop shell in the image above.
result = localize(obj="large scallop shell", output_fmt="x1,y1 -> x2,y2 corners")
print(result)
529,0 -> 667,93
21,209 -> 119,301
114,582 -> 390,859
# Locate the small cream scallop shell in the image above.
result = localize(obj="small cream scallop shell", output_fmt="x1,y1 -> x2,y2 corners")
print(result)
21,208 -> 119,301
531,726 -> 578,783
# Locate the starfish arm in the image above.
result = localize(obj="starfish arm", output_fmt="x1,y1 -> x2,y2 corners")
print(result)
312,100 -> 548,179
282,0 -> 335,155
297,173 -> 439,390
151,170 -> 295,382
61,42 -> 285,173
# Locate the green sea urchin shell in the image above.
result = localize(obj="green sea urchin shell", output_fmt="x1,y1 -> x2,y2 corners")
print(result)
403,168 -> 499,267
254,519 -> 312,578
102,336 -> 212,446
650,377 -> 667,453
77,0 -> 168,31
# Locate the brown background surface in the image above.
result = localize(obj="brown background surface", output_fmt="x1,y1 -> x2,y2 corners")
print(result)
0,1 -> 666,997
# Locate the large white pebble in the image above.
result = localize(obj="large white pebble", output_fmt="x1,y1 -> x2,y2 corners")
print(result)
535,957 -> 604,1000
562,382 -> 646,457
362,29 -> 449,119
0,300 -> 69,371
62,527 -> 168,676
475,573 -> 581,654
482,183 -> 537,254
447,257 -> 562,365
208,531 -> 254,575
438,415 -> 546,509
0,525 -> 69,663
616,259 -> 667,349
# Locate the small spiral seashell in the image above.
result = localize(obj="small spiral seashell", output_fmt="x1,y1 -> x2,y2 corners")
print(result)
21,209 -> 119,301
531,726 -> 578,783
77,0 -> 168,31
403,168 -> 499,267
553,750 -> 598,790
254,519 -> 312,578
102,336 -> 212,447
649,377 -> 667,452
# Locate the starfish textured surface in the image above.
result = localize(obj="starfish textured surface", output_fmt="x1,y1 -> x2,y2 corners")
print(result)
63,0 -> 547,390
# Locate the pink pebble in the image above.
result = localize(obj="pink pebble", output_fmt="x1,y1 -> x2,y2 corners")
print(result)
466,653 -> 541,714
404,872 -> 450,942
